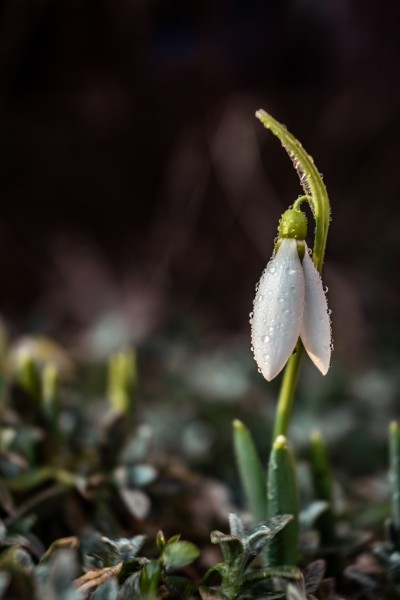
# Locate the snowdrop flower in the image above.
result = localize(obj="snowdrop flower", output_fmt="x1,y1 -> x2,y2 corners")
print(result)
251,209 -> 331,381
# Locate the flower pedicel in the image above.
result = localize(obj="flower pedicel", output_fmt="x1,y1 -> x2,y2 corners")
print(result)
250,207 -> 331,381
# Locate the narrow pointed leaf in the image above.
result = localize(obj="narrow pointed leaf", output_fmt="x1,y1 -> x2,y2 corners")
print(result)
247,515 -> 293,550
389,421 -> 400,535
309,431 -> 336,547
243,516 -> 293,569
233,420 -> 268,524
267,436 -> 299,566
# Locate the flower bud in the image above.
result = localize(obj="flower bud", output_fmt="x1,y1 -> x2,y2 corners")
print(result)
278,209 -> 307,241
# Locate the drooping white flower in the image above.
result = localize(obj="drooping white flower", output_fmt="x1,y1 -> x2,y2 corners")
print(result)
251,238 -> 331,381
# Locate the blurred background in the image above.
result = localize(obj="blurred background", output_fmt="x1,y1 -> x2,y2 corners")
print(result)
1,0 -> 400,479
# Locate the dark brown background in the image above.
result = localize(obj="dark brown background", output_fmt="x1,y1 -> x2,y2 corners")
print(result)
0,0 -> 399,370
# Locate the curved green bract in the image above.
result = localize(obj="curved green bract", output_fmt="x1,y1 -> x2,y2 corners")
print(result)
255,110 -> 330,273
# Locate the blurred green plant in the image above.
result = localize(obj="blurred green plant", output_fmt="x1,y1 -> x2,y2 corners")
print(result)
346,422 -> 400,598
309,430 -> 336,551
107,348 -> 137,424
1,336 -> 156,545
0,528 -> 200,599
266,436 -> 299,567
233,420 -> 267,525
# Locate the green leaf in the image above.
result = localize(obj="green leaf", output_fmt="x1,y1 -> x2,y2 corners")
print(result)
41,363 -> 59,425
166,533 -> 181,545
245,516 -> 293,567
138,560 -> 161,599
233,420 -> 268,524
17,355 -> 41,403
244,564 -> 302,584
210,530 -> 244,568
6,467 -> 78,493
309,430 -> 336,547
107,348 -> 137,420
389,421 -> 400,537
266,436 -> 299,566
201,563 -> 224,586
162,540 -> 200,569
156,530 -> 166,550
243,565 -> 303,599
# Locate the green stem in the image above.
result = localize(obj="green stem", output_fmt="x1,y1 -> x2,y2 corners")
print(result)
293,195 -> 313,211
272,341 -> 303,440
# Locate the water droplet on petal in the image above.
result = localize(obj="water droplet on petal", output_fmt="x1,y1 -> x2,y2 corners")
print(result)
262,335 -> 270,343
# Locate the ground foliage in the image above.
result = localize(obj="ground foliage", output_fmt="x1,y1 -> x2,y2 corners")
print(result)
0,332 -> 398,599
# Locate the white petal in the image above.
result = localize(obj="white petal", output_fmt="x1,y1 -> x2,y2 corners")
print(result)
300,248 -> 331,375
251,238 -> 304,381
